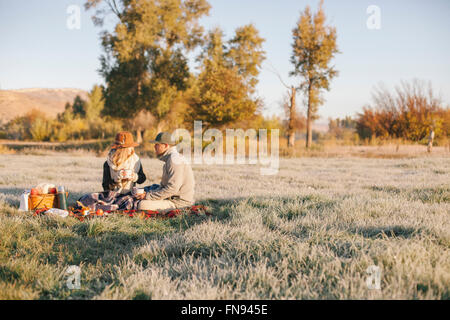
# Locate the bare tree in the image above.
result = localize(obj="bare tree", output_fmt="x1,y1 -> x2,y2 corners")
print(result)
266,62 -> 304,148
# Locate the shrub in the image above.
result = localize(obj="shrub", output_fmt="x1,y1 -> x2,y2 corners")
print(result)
356,80 -> 449,142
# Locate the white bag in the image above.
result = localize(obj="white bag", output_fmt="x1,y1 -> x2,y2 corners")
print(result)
45,208 -> 69,218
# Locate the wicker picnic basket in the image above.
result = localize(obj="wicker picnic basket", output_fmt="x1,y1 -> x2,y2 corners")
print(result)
28,192 -> 69,210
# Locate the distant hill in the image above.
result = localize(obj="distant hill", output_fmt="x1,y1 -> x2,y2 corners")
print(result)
0,88 -> 88,124
312,122 -> 329,133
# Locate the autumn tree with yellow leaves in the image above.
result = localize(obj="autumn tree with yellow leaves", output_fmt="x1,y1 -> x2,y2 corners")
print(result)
85,0 -> 266,131
192,26 -> 266,127
290,0 -> 339,148
85,0 -> 211,130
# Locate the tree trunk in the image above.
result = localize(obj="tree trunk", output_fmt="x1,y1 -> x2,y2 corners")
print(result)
287,87 -> 296,148
427,129 -> 434,153
306,117 -> 312,149
136,128 -> 143,144
306,85 -> 312,149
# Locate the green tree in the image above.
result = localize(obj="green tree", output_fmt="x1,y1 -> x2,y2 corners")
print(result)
86,0 -> 211,130
58,102 -> 74,123
227,24 -> 265,92
72,95 -> 88,118
290,0 -> 339,148
85,85 -> 105,120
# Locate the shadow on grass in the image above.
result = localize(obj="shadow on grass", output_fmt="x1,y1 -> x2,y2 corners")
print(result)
37,229 -> 166,299
366,185 -> 450,204
36,198 -> 235,299
0,187 -> 26,207
0,265 -> 21,282
210,194 -> 422,241
67,191 -> 92,207
348,225 -> 419,239
0,189 -> 237,299
0,188 -> 103,209
1,192 -> 426,299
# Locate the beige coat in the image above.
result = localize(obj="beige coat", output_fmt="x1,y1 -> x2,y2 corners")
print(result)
145,147 -> 195,207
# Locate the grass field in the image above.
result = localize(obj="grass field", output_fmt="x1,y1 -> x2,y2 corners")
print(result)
0,153 -> 449,299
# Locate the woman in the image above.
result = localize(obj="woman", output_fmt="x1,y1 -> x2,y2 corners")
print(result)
102,131 -> 146,194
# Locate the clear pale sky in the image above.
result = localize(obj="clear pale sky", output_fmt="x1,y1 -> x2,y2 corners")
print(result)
1,0 -> 449,121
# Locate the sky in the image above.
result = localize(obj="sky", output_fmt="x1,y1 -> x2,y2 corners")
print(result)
1,0 -> 449,122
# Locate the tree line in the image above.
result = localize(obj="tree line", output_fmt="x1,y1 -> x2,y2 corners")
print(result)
1,86 -> 122,141
1,0 -> 448,147
83,0 -> 340,148
86,0 -> 266,139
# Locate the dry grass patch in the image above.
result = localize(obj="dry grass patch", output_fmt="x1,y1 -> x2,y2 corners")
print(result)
0,154 -> 448,299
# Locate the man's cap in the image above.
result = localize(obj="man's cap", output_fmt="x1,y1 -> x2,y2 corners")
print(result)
149,132 -> 176,145
111,131 -> 139,149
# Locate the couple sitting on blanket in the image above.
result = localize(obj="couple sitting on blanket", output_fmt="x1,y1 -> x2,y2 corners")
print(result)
102,131 -> 194,212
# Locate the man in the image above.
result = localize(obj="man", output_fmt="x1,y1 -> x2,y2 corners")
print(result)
136,132 -> 195,211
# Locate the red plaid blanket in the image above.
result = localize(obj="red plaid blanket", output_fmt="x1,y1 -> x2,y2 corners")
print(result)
33,205 -> 211,222
76,190 -> 137,211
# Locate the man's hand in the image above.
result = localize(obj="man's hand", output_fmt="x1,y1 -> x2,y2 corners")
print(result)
134,192 -> 146,200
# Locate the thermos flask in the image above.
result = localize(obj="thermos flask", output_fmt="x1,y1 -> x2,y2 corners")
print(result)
57,186 -> 68,210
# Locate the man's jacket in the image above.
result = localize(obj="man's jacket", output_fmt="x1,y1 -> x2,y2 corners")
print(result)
145,147 -> 195,207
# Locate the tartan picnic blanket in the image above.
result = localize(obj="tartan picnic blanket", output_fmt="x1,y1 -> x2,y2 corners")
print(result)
33,203 -> 211,221
41,189 -> 211,221
75,184 -> 161,212
69,205 -> 210,221
76,190 -> 138,212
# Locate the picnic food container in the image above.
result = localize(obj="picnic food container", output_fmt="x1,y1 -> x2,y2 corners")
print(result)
28,192 -> 69,210
132,187 -> 144,195
45,208 -> 69,218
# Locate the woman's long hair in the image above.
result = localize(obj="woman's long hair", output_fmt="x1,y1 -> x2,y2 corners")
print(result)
109,147 -> 135,168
